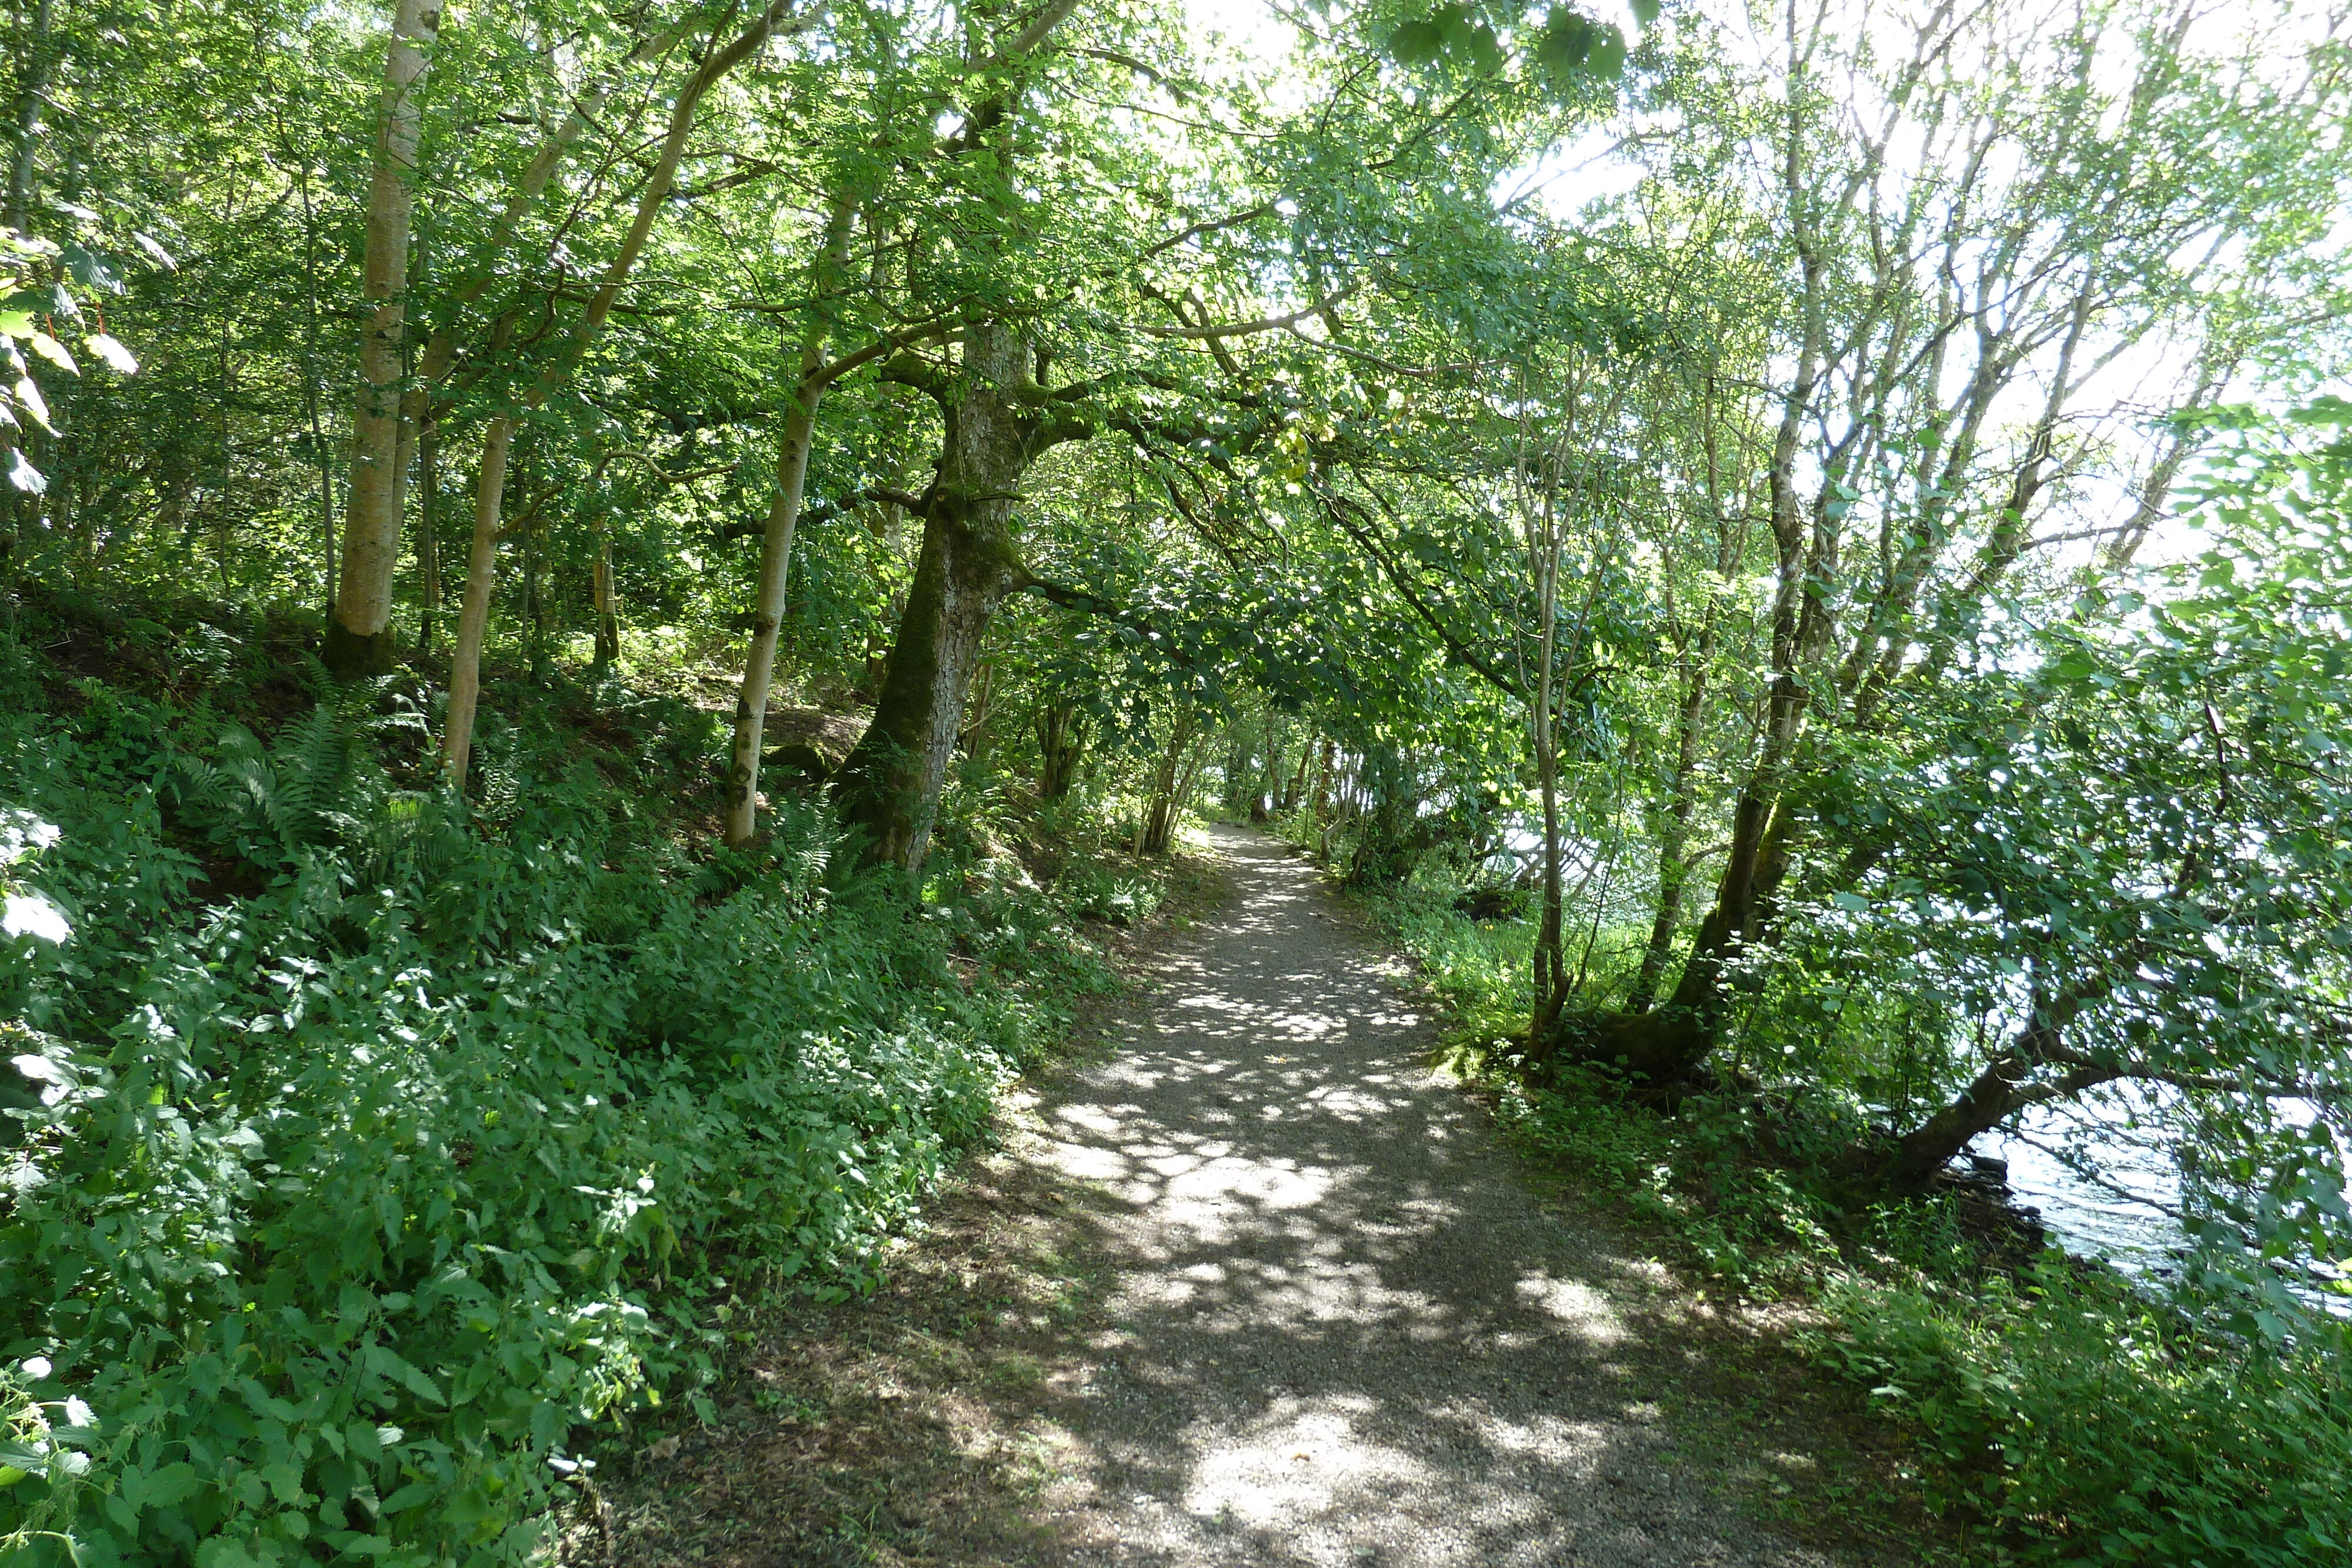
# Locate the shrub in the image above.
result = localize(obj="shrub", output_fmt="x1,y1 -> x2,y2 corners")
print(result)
1818,1266 -> 2352,1566
0,687 -> 1103,1567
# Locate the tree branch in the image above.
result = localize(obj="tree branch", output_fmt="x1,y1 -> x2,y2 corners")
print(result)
1135,286 -> 1357,340
1311,479 -> 1522,700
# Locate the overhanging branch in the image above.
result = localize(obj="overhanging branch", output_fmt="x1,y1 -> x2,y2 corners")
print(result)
1312,479 -> 1522,700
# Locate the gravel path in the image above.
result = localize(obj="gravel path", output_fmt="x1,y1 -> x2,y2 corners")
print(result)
1034,825 -> 1846,1568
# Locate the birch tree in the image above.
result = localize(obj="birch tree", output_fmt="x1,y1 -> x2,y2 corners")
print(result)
323,0 -> 439,678
1576,0 -> 2352,1092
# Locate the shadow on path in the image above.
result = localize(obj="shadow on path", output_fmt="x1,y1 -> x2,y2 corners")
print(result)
1033,825 -> 1840,1568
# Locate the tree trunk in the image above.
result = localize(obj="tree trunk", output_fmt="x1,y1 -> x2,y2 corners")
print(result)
1281,743 -> 1311,814
523,506 -> 547,684
720,389 -> 821,845
1167,726 -> 1210,848
960,660 -> 997,763
2,0 -> 56,558
1035,701 -> 1085,799
327,0 -> 439,679
415,417 -> 440,655
723,199 -> 853,847
833,499 -> 1024,871
1136,708 -> 1198,856
431,2 -> 801,775
831,321 -> 1086,874
1865,986 -> 2110,1192
1626,653 -> 1708,1013
1577,297 -> 1826,1089
1345,745 -> 1421,886
590,534 -> 617,674
1579,757 -> 1794,1088
440,415 -> 512,786
1531,577 -> 1568,1048
6,0 -> 53,231
1250,719 -> 1275,823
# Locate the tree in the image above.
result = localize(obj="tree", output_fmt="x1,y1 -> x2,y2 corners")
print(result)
324,0 -> 438,678
1567,0 -> 2352,1092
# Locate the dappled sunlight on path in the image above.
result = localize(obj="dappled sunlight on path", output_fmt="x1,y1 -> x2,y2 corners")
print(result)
1031,826 -> 1840,1568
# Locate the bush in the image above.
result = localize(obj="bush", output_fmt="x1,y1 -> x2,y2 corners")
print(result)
1818,1266 -> 2352,1566
0,683 -> 1107,1567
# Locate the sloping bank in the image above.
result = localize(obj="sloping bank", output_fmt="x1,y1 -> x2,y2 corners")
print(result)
0,611 -> 1161,1568
1321,848 -> 2352,1568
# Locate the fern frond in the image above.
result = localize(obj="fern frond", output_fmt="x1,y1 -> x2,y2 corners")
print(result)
168,752 -> 229,811
269,707 -> 351,847
216,726 -> 277,816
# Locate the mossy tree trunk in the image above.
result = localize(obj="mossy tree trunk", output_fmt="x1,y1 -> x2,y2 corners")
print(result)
1034,701 -> 1085,799
831,321 -> 1090,874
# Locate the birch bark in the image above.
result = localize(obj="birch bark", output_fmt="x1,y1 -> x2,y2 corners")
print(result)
327,0 -> 439,678
723,199 -> 857,847
437,0 -> 808,783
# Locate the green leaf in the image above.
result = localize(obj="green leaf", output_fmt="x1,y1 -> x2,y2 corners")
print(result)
14,373 -> 51,430
86,333 -> 138,374
25,333 -> 76,373
380,1480 -> 436,1514
1387,18 -> 1445,64
195,1539 -> 266,1568
145,1462 -> 199,1508
1536,15 -> 1595,72
260,1459 -> 307,1506
364,1345 -> 446,1407
1589,23 -> 1628,78
7,445 -> 45,496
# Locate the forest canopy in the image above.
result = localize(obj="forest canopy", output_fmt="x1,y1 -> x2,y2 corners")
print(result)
1,0 -> 2350,1562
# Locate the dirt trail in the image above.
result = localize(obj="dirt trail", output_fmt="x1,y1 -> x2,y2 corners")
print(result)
1033,824 -> 1846,1568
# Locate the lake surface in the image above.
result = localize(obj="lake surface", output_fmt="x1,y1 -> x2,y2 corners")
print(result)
1973,1101 -> 2185,1278
1975,1098 -> 2350,1316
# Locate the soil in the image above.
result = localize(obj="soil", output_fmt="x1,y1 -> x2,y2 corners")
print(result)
576,826 -> 1953,1567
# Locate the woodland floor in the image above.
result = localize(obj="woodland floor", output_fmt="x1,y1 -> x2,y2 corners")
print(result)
573,827 -> 1956,1567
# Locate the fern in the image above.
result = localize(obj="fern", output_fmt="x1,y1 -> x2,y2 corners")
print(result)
173,703 -> 392,868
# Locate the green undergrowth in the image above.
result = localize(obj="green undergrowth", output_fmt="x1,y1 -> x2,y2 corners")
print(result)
1346,864 -> 2352,1568
0,592 -> 1163,1567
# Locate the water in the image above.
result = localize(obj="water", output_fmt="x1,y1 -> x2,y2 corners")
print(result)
1973,1101 -> 2186,1278
1973,1098 -> 2351,1316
